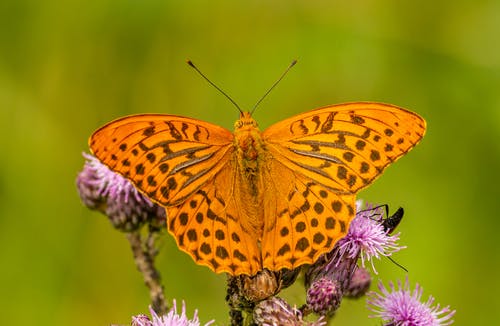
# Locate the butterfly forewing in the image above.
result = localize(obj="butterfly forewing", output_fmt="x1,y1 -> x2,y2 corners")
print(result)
262,102 -> 426,193
89,115 -> 234,206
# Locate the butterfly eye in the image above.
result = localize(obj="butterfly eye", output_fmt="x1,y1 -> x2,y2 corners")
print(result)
235,120 -> 244,129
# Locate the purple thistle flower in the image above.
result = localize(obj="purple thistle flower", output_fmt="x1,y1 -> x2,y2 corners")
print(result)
306,202 -> 404,291
253,297 -> 326,326
344,266 -> 371,298
367,278 -> 455,326
306,278 -> 342,315
76,153 -> 165,231
335,204 -> 405,274
131,300 -> 214,326
78,153 -> 152,206
132,314 -> 152,326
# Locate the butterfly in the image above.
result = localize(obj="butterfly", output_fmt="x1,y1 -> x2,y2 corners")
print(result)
89,102 -> 426,276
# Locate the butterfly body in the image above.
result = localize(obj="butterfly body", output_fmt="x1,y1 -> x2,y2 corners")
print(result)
90,102 -> 426,276
232,112 -> 267,239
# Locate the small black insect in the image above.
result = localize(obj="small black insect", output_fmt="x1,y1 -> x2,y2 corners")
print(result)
358,204 -> 404,234
381,206 -> 404,234
358,204 -> 408,272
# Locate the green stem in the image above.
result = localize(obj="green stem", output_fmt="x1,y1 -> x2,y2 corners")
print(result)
126,230 -> 167,315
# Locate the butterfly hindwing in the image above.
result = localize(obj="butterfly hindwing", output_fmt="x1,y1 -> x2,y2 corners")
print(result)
261,159 -> 355,270
166,161 -> 262,275
90,114 -> 234,206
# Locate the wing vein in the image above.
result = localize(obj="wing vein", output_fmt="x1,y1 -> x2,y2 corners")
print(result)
169,151 -> 216,175
288,148 -> 344,164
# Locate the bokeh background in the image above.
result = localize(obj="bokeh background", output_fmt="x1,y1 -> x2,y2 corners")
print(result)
1,0 -> 499,325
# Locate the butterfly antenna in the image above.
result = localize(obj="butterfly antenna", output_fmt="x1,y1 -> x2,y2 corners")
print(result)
187,60 -> 243,114
250,59 -> 298,115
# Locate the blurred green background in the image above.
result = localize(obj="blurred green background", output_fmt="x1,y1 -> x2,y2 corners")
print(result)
1,0 -> 499,324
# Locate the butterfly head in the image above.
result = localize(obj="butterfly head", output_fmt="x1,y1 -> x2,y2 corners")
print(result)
235,111 -> 259,131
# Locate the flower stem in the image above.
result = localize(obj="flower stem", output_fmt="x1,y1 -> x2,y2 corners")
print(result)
126,230 -> 167,315
226,276 -> 244,326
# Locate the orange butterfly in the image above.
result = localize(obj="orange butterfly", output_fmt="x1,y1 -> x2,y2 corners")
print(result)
90,100 -> 425,276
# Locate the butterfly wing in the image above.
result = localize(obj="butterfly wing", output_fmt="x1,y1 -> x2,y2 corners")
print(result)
261,102 -> 426,270
261,159 -> 356,271
90,114 -> 262,275
262,102 -> 426,193
89,114 -> 234,206
166,160 -> 262,275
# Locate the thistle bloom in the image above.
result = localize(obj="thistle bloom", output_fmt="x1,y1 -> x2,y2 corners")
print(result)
304,202 -> 405,317
132,300 -> 214,326
76,153 -> 165,231
132,314 -> 152,326
306,203 -> 403,286
306,278 -> 342,315
344,266 -> 371,298
367,278 -> 455,326
253,297 -> 326,326
335,204 -> 405,273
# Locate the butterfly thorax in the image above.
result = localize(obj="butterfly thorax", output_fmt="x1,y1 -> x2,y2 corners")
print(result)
234,112 -> 265,172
